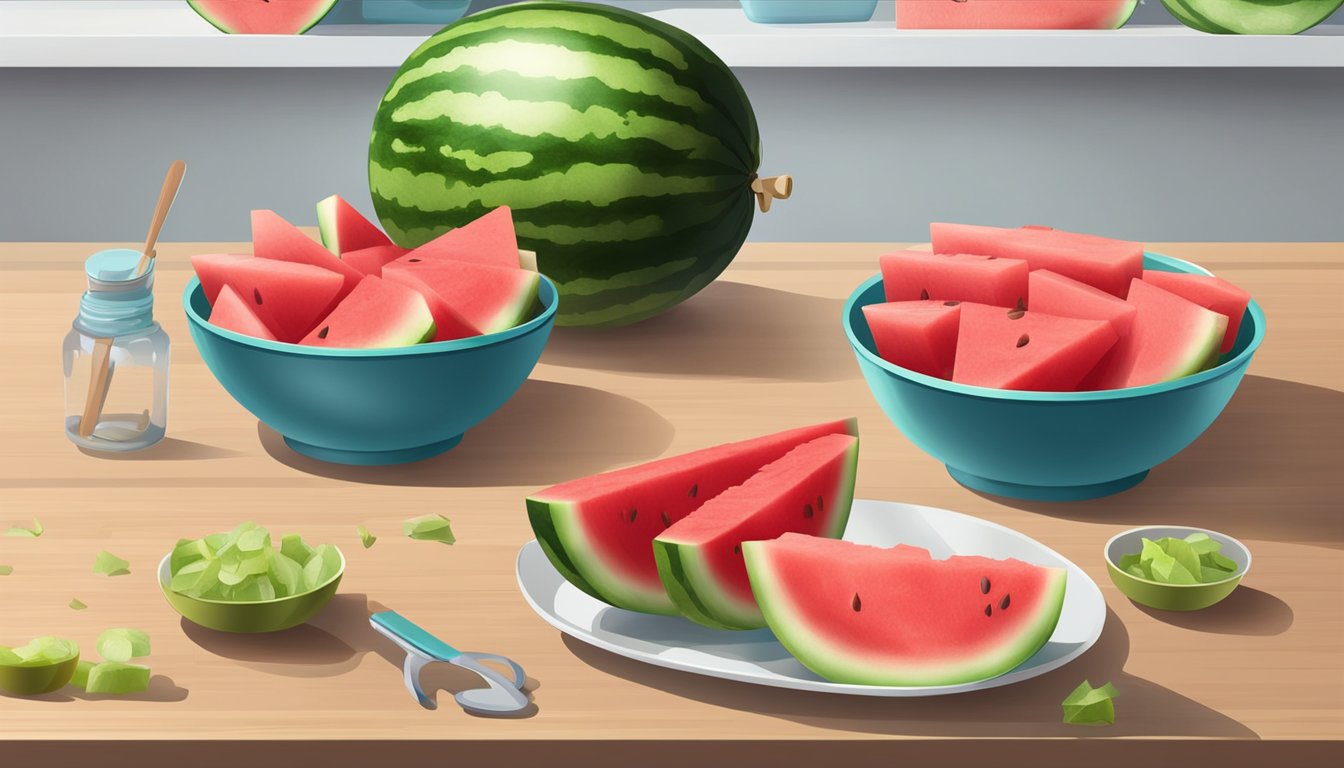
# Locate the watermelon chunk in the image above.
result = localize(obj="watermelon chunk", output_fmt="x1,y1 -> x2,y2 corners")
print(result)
743,534 -> 1067,686
953,303 -> 1118,391
316,194 -> 392,256
1085,279 -> 1227,390
383,258 -> 539,335
209,284 -> 277,342
526,419 -> 859,615
931,223 -> 1143,298
880,250 -> 1027,308
653,434 -> 858,630
251,210 -> 364,301
406,206 -> 521,269
191,254 -> 344,343
298,276 -> 435,349
862,300 -> 962,379
187,0 -> 338,34
1028,269 -> 1137,339
341,245 -> 410,278
1141,270 -> 1249,354
897,0 -> 1138,29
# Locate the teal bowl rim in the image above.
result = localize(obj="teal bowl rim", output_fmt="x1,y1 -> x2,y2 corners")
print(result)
156,549 -> 345,606
183,273 -> 558,358
842,251 -> 1266,401
1103,525 -> 1251,588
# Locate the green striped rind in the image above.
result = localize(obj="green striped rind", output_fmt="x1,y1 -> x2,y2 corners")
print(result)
1181,312 -> 1228,377
743,547 -> 1068,686
369,1 -> 761,327
484,272 -> 541,333
1160,0 -> 1342,34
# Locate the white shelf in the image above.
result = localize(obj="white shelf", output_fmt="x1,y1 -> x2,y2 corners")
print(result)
1,1 -> 1341,68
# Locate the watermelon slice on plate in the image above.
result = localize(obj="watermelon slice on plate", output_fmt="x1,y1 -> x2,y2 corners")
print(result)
1085,279 -> 1227,390
191,254 -> 345,343
298,276 -> 435,349
1028,269 -> 1138,339
1141,270 -> 1249,354
316,194 -> 393,257
384,257 -> 539,335
408,207 -> 522,269
743,534 -> 1067,686
953,303 -> 1118,391
341,245 -> 410,278
209,284 -> 277,342
931,223 -> 1143,298
187,0 -> 338,35
251,210 -> 364,300
862,300 -> 962,379
880,250 -> 1027,308
526,419 -> 858,616
653,433 -> 858,630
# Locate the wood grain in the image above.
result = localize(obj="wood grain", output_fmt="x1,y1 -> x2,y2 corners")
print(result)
1,242 -> 1340,761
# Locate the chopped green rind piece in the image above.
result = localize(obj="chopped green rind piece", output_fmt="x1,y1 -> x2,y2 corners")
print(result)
6,519 -> 42,537
301,544 -> 343,591
281,533 -> 315,565
71,660 -> 95,689
96,628 -> 150,663
0,565 -> 11,576
268,549 -> 303,597
1063,679 -> 1119,726
69,598 -> 88,610
357,525 -> 377,549
84,662 -> 150,695
404,514 -> 455,545
93,550 -> 131,577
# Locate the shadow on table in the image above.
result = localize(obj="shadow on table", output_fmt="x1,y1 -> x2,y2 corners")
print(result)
561,607 -> 1256,738
257,379 -> 674,488
542,281 -> 857,382
13,675 -> 189,703
79,437 -> 247,461
971,376 -> 1344,549
1132,586 -> 1294,636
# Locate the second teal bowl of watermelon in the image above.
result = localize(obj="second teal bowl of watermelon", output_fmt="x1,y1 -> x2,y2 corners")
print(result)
844,253 -> 1265,501
184,275 -> 558,466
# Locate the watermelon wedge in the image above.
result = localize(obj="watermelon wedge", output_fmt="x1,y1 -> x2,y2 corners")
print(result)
880,250 -> 1027,308
526,419 -> 859,615
1085,279 -> 1227,390
341,245 -> 410,277
653,434 -> 859,630
897,0 -> 1137,29
298,276 -> 435,348
209,284 -> 277,342
251,210 -> 364,300
383,258 -> 539,335
743,534 -> 1067,686
1141,270 -> 1249,354
862,300 -> 962,379
191,254 -> 345,343
316,194 -> 393,256
1028,269 -> 1138,339
931,223 -> 1143,298
953,303 -> 1118,391
406,207 -> 522,269
187,0 -> 338,35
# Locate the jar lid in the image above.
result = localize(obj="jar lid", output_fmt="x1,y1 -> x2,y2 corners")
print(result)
85,248 -> 152,288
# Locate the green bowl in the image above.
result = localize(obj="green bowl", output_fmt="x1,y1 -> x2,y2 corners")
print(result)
157,552 -> 344,633
0,653 -> 80,696
1104,526 -> 1250,611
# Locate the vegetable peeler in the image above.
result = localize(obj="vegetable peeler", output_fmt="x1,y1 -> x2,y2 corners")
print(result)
370,610 -> 529,716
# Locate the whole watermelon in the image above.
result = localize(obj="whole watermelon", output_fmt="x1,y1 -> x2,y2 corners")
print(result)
369,1 -> 768,327
1161,0 -> 1342,34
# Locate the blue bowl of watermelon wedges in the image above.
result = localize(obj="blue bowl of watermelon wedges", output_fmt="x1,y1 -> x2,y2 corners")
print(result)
184,275 -> 557,466
844,253 -> 1265,501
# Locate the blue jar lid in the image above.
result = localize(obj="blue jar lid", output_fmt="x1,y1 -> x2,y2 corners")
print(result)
77,249 -> 156,337
85,248 -> 151,286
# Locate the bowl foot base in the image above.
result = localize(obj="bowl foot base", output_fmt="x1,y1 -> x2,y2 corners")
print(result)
282,434 -> 464,466
947,466 -> 1150,501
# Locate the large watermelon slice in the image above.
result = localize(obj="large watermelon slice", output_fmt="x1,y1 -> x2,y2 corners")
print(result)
881,250 -> 1027,308
383,258 -> 539,336
252,210 -> 364,301
1085,279 -> 1227,390
187,0 -> 338,34
316,194 -> 393,257
1141,270 -> 1249,354
653,434 -> 858,630
953,303 -> 1118,391
191,254 -> 345,343
1028,269 -> 1137,339
526,419 -> 858,615
931,223 -> 1143,298
298,276 -> 435,348
405,207 -> 522,269
209,285 -> 277,342
897,0 -> 1138,29
743,534 -> 1067,686
862,300 -> 962,379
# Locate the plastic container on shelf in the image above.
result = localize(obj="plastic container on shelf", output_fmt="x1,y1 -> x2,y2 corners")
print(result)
741,1 -> 880,24
358,0 -> 471,24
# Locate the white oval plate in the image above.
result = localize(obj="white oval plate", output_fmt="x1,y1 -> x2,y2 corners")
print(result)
516,499 -> 1105,697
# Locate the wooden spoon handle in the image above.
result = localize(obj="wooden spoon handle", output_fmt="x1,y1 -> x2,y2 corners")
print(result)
136,159 -> 186,276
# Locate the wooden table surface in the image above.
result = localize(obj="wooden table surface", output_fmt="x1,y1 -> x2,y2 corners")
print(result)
1,242 -> 1341,765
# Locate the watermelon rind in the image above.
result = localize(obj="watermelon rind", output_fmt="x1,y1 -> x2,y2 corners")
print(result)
187,0 -> 338,35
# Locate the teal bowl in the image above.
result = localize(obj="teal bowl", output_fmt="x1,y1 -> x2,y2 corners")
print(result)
843,253 -> 1265,501
184,275 -> 557,465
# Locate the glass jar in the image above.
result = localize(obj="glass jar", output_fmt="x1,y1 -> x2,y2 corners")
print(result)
62,249 -> 170,452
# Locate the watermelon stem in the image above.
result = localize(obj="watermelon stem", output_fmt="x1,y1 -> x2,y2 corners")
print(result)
752,175 -> 793,213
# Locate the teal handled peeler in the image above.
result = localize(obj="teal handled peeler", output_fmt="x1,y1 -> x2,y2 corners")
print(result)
370,610 -> 530,716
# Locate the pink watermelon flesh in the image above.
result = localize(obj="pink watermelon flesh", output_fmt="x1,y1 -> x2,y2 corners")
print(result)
1084,278 -> 1227,390
526,419 -> 859,615
1028,269 -> 1138,339
208,284 -> 277,342
407,206 -> 521,269
743,534 -> 1067,686
1141,270 -> 1249,354
251,210 -> 364,302
187,0 -> 338,34
298,276 -> 434,349
931,223 -> 1143,298
192,253 -> 345,343
653,434 -> 860,630
383,257 -> 538,335
953,303 -> 1117,391
862,300 -> 962,379
341,245 -> 410,277
881,250 -> 1027,308
316,194 -> 392,256
897,0 -> 1136,29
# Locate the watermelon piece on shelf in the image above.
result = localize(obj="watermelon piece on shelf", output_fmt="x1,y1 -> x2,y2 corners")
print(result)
251,210 -> 364,300
862,300 -> 962,379
1028,270 -> 1138,339
298,276 -> 435,349
341,245 -> 410,277
191,254 -> 345,343
1084,279 -> 1227,390
743,534 -> 1067,686
187,0 -> 339,35
931,223 -> 1143,298
653,434 -> 859,630
526,419 -> 859,616
953,303 -> 1118,391
209,285 -> 277,342
384,258 -> 540,336
406,207 -> 522,269
316,194 -> 393,256
880,250 -> 1028,308
1141,270 -> 1249,354
897,0 -> 1137,29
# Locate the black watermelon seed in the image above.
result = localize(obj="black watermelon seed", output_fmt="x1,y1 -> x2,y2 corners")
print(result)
1016,297 -> 1027,311
1007,308 -> 1026,320
688,484 -> 698,498
316,326 -> 329,339
661,511 -> 671,527
1000,594 -> 1011,610
852,593 -> 862,612
987,255 -> 998,260
803,503 -> 813,519
408,258 -> 422,263
628,508 -> 637,523
1016,334 -> 1031,348
944,300 -> 960,307
980,576 -> 990,594
253,288 -> 263,305
920,289 -> 930,300
817,495 -> 824,512
984,603 -> 993,617
733,544 -> 741,555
